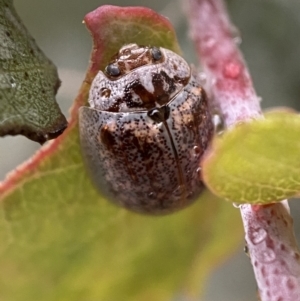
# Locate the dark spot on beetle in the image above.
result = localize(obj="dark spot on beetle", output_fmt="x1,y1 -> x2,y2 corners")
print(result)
100,126 -> 116,151
107,98 -> 124,112
174,75 -> 190,86
100,87 -> 111,98
123,80 -> 157,110
151,47 -> 162,61
148,106 -> 170,123
105,63 -> 121,77
152,71 -> 177,105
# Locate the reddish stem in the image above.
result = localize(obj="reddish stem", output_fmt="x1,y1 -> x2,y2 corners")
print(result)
188,0 -> 262,126
188,0 -> 300,300
241,202 -> 300,300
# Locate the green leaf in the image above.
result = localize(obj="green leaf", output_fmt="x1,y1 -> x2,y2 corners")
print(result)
202,110 -> 300,204
0,6 -> 242,301
0,0 -> 67,143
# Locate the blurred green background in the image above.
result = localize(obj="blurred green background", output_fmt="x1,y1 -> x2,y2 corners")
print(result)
1,0 -> 300,300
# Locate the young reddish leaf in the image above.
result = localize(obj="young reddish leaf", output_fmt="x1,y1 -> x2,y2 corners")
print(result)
0,6 -> 242,301
202,110 -> 300,204
0,0 -> 67,143
83,5 -> 181,85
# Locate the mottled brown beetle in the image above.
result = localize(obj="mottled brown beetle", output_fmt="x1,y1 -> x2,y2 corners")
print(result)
79,44 -> 213,214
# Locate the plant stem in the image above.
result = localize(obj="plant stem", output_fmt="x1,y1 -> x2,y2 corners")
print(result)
187,0 -> 300,300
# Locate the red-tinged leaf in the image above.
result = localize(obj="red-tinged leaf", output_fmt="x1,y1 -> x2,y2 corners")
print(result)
0,6 -> 242,301
83,5 -> 181,93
